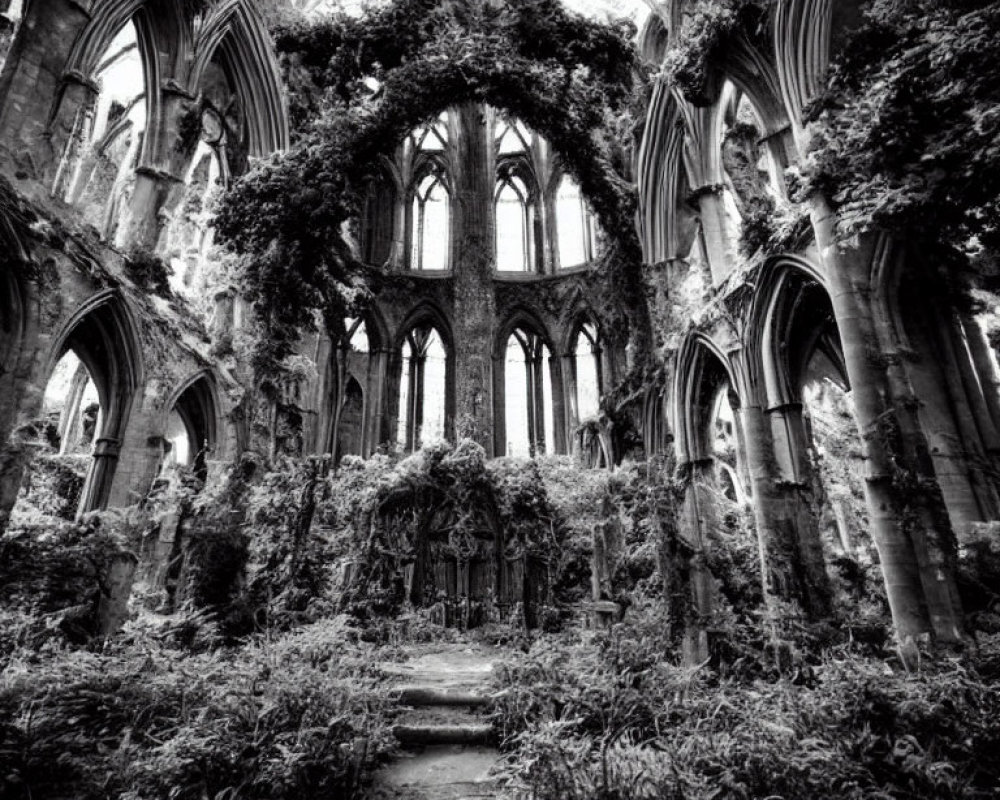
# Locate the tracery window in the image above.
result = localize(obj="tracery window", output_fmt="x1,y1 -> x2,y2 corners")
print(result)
410,173 -> 450,271
398,325 -> 447,450
573,321 -> 601,420
410,112 -> 449,152
556,175 -> 598,269
345,317 -> 370,354
496,118 -> 532,155
495,175 -> 533,272
504,329 -> 553,457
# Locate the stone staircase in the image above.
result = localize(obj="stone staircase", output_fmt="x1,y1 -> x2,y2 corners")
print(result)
371,647 -> 503,799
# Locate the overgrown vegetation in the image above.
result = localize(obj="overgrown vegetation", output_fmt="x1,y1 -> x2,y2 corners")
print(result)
804,0 -> 1000,271
491,621 -> 1000,800
0,617 -> 398,800
214,0 -> 649,372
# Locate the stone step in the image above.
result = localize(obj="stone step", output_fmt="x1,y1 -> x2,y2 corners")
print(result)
393,722 -> 495,746
374,744 -> 502,798
392,686 -> 490,707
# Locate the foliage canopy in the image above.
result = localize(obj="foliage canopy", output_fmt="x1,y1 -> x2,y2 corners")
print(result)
805,0 -> 1000,268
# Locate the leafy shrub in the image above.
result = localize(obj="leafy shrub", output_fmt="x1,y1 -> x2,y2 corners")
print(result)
492,618 -> 1000,800
12,453 -> 88,521
0,510 -> 139,652
0,618 -> 398,800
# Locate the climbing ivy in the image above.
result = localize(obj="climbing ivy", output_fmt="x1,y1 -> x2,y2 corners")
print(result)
214,0 -> 647,372
804,0 -> 1000,269
660,0 -> 772,103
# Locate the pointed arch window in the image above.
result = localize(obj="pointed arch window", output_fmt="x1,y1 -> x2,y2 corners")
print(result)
496,118 -> 532,155
361,168 -> 397,266
556,175 -> 598,269
410,112 -> 449,153
411,173 -> 450,271
398,325 -> 447,451
573,321 -> 602,421
495,175 -> 533,272
504,329 -> 553,457
345,317 -> 370,354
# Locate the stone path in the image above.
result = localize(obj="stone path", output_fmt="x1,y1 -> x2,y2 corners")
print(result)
369,645 -> 504,799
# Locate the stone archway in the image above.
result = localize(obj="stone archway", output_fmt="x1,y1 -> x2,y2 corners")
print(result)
46,293 -> 142,513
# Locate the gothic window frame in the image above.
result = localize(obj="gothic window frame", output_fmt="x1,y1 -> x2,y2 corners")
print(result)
570,319 -> 602,421
409,167 -> 451,272
555,173 -> 598,270
503,327 -> 553,457
494,172 -> 535,273
398,323 -> 449,451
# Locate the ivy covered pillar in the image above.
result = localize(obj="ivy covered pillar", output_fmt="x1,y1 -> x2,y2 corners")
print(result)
674,457 -> 719,664
812,203 -> 964,644
450,103 -> 496,453
740,398 -> 832,624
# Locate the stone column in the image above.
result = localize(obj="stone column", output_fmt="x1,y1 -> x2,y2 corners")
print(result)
674,458 -> 719,664
741,401 -> 832,624
365,348 -> 390,456
0,0 -> 93,189
450,103 -> 496,453
548,354 -> 567,454
116,88 -> 202,252
812,202 -> 963,643
695,186 -> 738,285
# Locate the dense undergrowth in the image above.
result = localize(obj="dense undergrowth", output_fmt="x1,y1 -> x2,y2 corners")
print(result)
4,439 -> 1000,799
0,617 -> 398,800
491,618 -> 1000,800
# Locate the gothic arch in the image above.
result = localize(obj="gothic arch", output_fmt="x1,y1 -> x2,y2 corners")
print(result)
393,302 -> 454,354
747,256 -> 845,409
494,306 -> 555,359
188,2 -> 290,156
493,307 -> 563,456
673,333 -> 740,466
162,370 -> 220,482
62,2 -> 163,163
47,291 -> 143,511
392,302 -> 455,449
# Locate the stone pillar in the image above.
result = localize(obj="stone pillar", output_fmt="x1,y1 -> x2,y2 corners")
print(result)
548,354 -> 567,454
530,356 -> 546,455
79,435 -> 121,512
674,458 -> 719,663
116,89 -> 201,252
0,0 -> 93,188
560,352 -> 578,454
450,103 -> 496,452
811,202 -> 963,643
365,348 -> 390,456
898,314 -> 994,542
741,401 -> 832,624
695,187 -> 738,285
